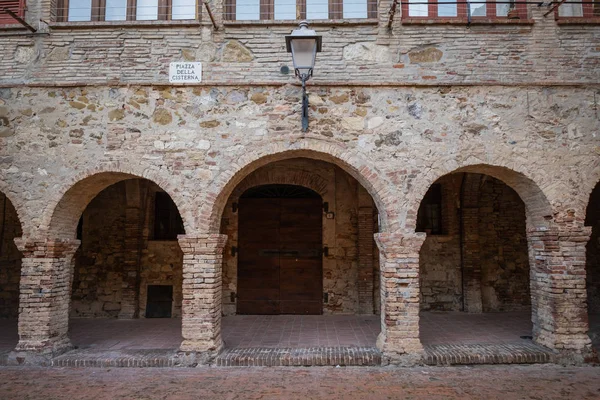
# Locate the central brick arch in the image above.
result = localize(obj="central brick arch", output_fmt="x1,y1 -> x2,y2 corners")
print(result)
40,163 -> 192,239
230,166 -> 330,199
202,140 -> 394,233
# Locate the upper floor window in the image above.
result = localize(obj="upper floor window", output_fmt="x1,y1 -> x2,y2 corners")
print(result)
0,0 -> 26,24
55,0 -> 198,22
403,0 -> 527,19
224,0 -> 377,21
558,0 -> 600,17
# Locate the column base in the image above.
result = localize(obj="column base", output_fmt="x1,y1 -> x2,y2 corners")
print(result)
179,338 -> 223,364
376,332 -> 424,366
8,337 -> 73,366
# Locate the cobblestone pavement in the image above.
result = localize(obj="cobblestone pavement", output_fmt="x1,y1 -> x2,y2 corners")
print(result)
0,365 -> 598,400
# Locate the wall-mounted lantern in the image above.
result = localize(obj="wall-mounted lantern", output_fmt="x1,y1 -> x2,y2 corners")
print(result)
285,21 -> 322,132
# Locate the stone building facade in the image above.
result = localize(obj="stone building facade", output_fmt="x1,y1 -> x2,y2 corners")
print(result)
0,0 -> 599,365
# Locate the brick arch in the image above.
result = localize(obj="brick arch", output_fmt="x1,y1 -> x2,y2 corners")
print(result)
41,164 -> 192,239
583,166 -> 600,226
0,180 -> 25,235
230,166 -> 330,199
202,140 -> 394,233
411,164 -> 554,230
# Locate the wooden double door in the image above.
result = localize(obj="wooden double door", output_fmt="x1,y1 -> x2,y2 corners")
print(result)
237,191 -> 323,315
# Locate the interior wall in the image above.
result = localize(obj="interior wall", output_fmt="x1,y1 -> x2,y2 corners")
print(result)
479,177 -> 530,311
221,158 -> 379,315
419,174 -> 531,312
586,184 -> 600,314
0,193 -> 22,318
70,180 -> 183,318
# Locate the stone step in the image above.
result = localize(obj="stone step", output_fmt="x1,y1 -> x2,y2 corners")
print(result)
423,343 -> 554,365
51,349 -> 200,368
214,347 -> 382,367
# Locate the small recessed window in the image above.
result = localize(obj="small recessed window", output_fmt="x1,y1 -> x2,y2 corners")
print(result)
417,184 -> 442,235
153,192 -> 184,240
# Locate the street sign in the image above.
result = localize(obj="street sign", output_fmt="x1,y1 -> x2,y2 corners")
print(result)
169,62 -> 202,83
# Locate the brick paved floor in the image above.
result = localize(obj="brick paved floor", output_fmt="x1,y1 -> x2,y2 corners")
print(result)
221,315 -> 380,348
0,365 -> 599,400
419,311 -> 533,345
1,312 -> 599,354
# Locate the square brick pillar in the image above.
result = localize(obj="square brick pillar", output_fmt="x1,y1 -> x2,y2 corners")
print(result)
374,231 -> 425,365
528,225 -> 592,360
178,233 -> 227,360
9,238 -> 80,365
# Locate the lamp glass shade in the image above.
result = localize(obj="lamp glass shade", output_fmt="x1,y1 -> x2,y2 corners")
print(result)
290,38 -> 318,77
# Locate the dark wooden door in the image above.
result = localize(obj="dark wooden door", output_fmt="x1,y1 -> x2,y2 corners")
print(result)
237,193 -> 322,315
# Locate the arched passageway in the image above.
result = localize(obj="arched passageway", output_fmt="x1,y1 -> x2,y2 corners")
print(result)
219,159 -> 381,348
0,191 -> 22,359
68,178 -> 185,350
13,172 -> 189,358
585,182 -> 600,352
416,168 -> 545,348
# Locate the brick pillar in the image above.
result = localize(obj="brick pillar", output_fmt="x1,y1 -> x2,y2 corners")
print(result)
528,225 -> 592,358
375,231 -> 425,365
357,186 -> 375,314
10,238 -> 80,365
461,207 -> 483,313
119,180 -> 146,319
460,173 -> 483,313
178,233 -> 227,360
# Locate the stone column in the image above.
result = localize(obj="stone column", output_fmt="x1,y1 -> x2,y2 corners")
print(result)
10,237 -> 80,365
528,224 -> 592,360
375,231 -> 425,365
178,233 -> 227,360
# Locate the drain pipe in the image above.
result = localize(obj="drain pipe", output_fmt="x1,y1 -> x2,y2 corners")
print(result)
459,173 -> 466,312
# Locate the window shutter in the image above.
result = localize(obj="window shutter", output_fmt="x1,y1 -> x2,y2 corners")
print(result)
0,0 -> 25,24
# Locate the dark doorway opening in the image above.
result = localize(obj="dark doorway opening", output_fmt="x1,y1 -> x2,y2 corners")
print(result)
237,184 -> 323,315
145,285 -> 173,318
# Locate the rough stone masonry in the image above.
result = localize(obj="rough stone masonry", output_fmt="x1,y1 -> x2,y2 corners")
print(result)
0,0 -> 598,366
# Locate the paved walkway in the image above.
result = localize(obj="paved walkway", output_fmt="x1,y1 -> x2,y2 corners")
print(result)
0,365 -> 599,399
0,312 -> 598,354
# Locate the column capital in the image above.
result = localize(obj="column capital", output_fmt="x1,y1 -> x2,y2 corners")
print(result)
178,233 -> 228,255
13,237 -> 80,258
374,231 -> 426,256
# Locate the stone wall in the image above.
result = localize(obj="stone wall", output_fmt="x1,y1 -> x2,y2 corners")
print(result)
0,192 -> 22,318
587,183 -> 600,314
419,175 -> 462,311
71,183 -> 126,317
71,180 -> 183,318
0,3 -> 599,86
419,174 -> 530,312
221,158 -> 379,315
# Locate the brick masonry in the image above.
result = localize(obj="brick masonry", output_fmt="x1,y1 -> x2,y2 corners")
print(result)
419,174 -> 531,313
0,0 -> 599,366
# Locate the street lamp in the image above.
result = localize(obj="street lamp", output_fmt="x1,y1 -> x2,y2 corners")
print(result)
285,21 -> 322,132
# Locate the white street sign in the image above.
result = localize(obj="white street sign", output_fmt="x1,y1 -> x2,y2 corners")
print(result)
169,62 -> 202,83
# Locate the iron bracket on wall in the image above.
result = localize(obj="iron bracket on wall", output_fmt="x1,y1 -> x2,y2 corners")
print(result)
323,246 -> 329,257
232,202 -> 238,213
2,8 -> 36,32
301,74 -> 309,132
231,246 -> 238,257
203,1 -> 218,30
